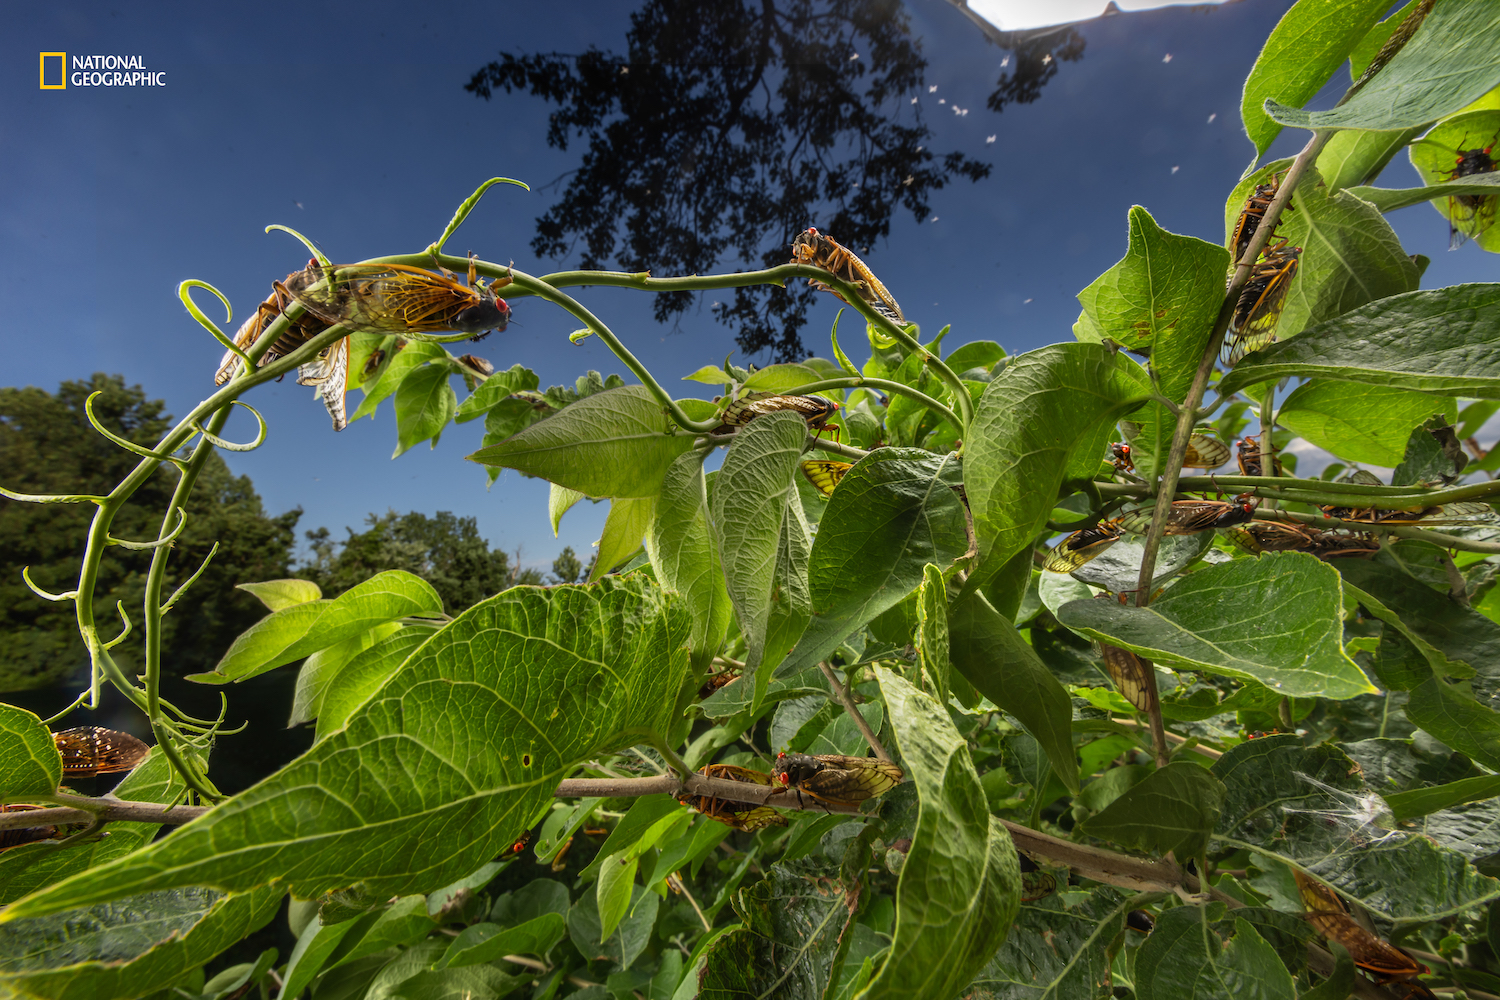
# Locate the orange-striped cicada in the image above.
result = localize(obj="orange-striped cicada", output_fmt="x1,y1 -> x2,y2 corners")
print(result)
1223,241 -> 1301,366
1098,643 -> 1158,715
1043,519 -> 1123,573
1235,434 -> 1282,477
1320,500 -> 1497,527
770,752 -> 904,809
1118,498 -> 1257,536
1446,134 -> 1498,250
790,227 -> 906,325
1108,435 -> 1228,475
713,392 -> 841,439
698,663 -> 743,700
1230,172 -> 1292,264
1293,870 -> 1435,997
801,459 -> 852,497
677,763 -> 787,832
53,726 -> 150,777
1227,520 -> 1378,559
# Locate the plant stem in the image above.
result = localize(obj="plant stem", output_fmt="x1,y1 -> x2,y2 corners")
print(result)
794,376 -> 963,431
817,662 -> 894,764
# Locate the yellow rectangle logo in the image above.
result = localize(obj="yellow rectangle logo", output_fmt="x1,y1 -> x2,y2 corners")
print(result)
39,52 -> 66,89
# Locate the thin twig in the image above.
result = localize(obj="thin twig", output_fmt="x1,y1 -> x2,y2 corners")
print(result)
818,662 -> 894,763
668,872 -> 713,933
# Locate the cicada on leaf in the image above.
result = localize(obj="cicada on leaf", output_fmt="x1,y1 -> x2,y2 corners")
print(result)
698,664 -> 743,700
1294,870 -> 1434,996
1098,643 -> 1158,715
1223,241 -> 1301,367
790,227 -> 906,325
1117,498 -> 1256,536
714,392 -> 841,439
53,726 -> 150,777
770,752 -> 904,809
801,460 -> 852,497
1445,134 -> 1498,250
677,763 -> 786,832
1043,520 -> 1123,573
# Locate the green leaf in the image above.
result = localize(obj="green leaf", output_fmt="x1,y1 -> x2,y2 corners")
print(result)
549,482 -> 586,535
681,365 -> 733,386
0,705 -> 59,797
351,341 -> 446,422
436,913 -> 567,969
1080,761 -> 1226,860
966,344 -> 1152,587
916,565 -> 950,706
236,578 -> 321,611
1318,125 -> 1427,192
327,894 -> 436,970
383,964 -> 530,999
861,669 -> 1021,999
315,626 -> 435,741
944,341 -> 1006,373
966,886 -> 1132,999
453,364 -> 540,424
1074,206 -> 1229,400
1408,109 -> 1500,252
1265,2 -> 1500,133
290,623 -> 400,727
1057,552 -> 1375,700
1277,380 -> 1453,466
777,450 -> 968,677
1136,907 -> 1296,1000
0,885 -> 284,1000
1349,172 -> 1500,212
392,364 -> 457,458
741,363 -> 824,394
1,578 -> 690,922
1301,941 -> 1356,1000
646,452 -> 732,661
468,385 -> 701,498
710,410 -> 809,680
1384,774 -> 1500,822
1408,675 -> 1500,772
279,912 -> 368,1000
591,497 -> 655,582
192,570 -> 443,684
567,884 -> 659,969
1240,0 -> 1390,159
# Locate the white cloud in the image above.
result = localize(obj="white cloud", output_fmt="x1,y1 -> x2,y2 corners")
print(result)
964,0 -> 1231,32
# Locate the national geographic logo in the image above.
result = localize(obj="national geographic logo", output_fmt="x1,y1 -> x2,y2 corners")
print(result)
39,53 -> 167,89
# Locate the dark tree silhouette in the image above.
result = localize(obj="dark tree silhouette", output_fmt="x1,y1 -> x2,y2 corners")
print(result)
467,0 -> 991,361
984,27 -> 1086,115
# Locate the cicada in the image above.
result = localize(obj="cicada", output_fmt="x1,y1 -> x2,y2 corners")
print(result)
714,392 -> 841,439
53,726 -> 150,777
1043,519 -> 1123,573
1223,241 -> 1301,367
1098,643 -> 1158,715
801,459 -> 853,497
790,227 -> 906,325
1109,435 -> 1227,475
1108,442 -> 1134,475
1294,870 -> 1434,996
1118,498 -> 1257,535
1017,853 -> 1059,902
677,763 -> 787,832
1446,134 -> 1498,250
0,804 -> 59,852
1321,500 -> 1497,527
770,752 -> 904,809
1235,434 -> 1282,477
1229,172 -> 1292,264
698,663 -> 743,700
1227,521 -> 1377,559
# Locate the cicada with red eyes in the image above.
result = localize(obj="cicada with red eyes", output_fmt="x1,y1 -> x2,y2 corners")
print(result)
1445,134 -> 1498,250
770,752 -> 904,809
1223,241 -> 1301,367
714,392 -> 841,439
790,227 -> 905,325
1109,435 -> 1227,476
53,726 -> 150,777
1043,519 -> 1123,573
677,764 -> 786,832
1320,500 -> 1497,527
1118,498 -> 1257,536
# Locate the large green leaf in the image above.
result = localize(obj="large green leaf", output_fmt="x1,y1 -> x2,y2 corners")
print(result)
1135,907 -> 1296,1000
1240,0 -> 1390,159
237,578 -> 321,611
1080,762 -> 1226,860
290,623 -> 401,727
965,887 -> 1132,1000
965,344 -> 1152,587
1277,380 -> 1453,466
467,385 -> 699,498
0,578 -> 690,922
646,452 -> 733,660
1074,206 -> 1229,401
860,669 -> 1020,1000
590,496 -> 655,581
1407,675 -> 1500,772
0,705 -> 59,797
949,593 -> 1078,793
453,364 -> 540,424
1057,552 -> 1375,700
1218,284 -> 1500,404
1318,126 -> 1427,192
351,341 -> 446,421
391,363 -> 457,458
1266,2 -> 1500,134
315,625 -> 437,741
777,450 -> 968,677
1212,736 -> 1500,923
191,570 -> 443,684
710,410 -> 809,682
0,884 -> 284,1000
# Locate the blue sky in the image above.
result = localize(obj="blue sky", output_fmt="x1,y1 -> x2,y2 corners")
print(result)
4,0 -> 1494,574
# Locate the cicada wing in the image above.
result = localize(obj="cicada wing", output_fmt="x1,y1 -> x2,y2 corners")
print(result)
1181,434 -> 1231,469
53,726 -> 149,776
215,303 -> 275,386
1098,644 -> 1156,714
1224,250 -> 1299,366
803,756 -> 905,803
801,460 -> 852,497
1042,524 -> 1120,573
296,336 -> 350,431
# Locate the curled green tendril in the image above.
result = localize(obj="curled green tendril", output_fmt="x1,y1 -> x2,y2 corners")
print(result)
0,485 -> 107,505
829,309 -> 860,377
22,566 -> 77,602
85,391 -> 191,469
103,601 -> 133,650
42,689 -> 92,726
265,224 -> 331,267
179,280 -> 246,365
161,541 -> 218,616
428,177 -> 531,256
107,506 -> 187,550
195,400 -> 268,452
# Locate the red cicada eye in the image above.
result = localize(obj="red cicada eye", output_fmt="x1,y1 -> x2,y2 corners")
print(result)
778,773 -> 790,785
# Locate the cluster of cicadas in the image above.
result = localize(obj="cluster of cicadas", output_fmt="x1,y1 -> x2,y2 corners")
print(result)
675,753 -> 905,832
212,258 -> 511,431
1,726 -> 151,852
